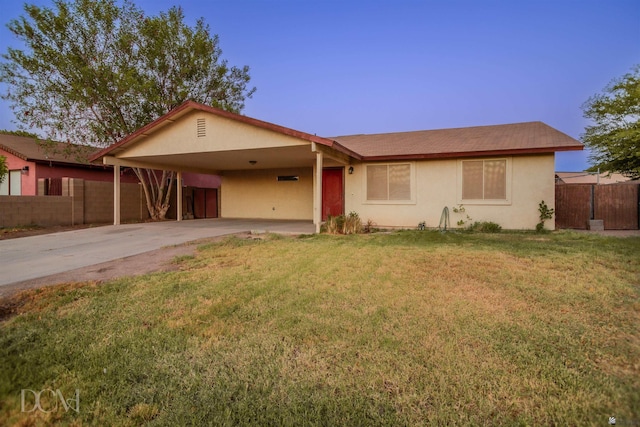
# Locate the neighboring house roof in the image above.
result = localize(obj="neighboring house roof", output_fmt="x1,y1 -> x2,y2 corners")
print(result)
332,121 -> 583,161
0,133 -> 98,166
555,172 -> 636,185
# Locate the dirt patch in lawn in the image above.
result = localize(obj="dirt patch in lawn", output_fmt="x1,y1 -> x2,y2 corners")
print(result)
0,233 -> 255,319
0,223 -> 104,240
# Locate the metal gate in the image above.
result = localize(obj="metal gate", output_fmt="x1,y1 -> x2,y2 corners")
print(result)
193,188 -> 218,219
555,183 -> 639,229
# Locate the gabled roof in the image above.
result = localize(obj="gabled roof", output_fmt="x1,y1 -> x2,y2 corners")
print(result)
89,100 -> 583,166
332,121 -> 583,160
0,133 -> 98,165
90,100 -> 360,162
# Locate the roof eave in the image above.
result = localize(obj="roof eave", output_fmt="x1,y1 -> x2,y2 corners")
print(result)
327,140 -> 363,161
0,144 -> 29,161
359,145 -> 584,162
32,159 -> 106,169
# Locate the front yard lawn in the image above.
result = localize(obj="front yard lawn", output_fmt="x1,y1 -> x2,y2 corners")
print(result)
1,231 -> 638,425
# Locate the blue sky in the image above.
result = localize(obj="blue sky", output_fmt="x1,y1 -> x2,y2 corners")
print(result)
1,0 -> 639,171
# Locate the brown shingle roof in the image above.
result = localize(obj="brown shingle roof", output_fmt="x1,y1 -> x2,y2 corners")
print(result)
331,121 -> 583,160
0,133 -> 98,165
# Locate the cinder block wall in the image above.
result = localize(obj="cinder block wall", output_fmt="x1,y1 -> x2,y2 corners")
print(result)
84,180 -> 113,223
1,178 -> 149,228
62,177 -> 84,225
0,196 -> 73,227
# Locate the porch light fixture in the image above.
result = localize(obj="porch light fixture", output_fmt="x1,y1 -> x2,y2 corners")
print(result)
348,166 -> 354,174
21,166 -> 29,174
249,160 -> 257,165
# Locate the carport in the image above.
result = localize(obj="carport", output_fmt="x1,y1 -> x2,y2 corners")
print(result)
90,101 -> 360,232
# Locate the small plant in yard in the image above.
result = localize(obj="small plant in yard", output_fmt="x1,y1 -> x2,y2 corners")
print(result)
537,200 -> 555,232
363,218 -> 378,233
467,221 -> 502,233
342,211 -> 363,234
323,212 -> 364,234
323,214 -> 345,234
452,204 -> 472,227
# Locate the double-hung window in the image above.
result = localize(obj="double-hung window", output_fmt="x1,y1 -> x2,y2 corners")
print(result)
461,159 -> 508,201
366,163 -> 413,202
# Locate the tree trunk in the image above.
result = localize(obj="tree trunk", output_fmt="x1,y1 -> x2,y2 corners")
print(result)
132,167 -> 175,220
149,202 -> 171,221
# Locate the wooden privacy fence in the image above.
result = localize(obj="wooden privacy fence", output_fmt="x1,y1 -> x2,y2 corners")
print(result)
555,183 -> 640,230
41,178 -> 63,195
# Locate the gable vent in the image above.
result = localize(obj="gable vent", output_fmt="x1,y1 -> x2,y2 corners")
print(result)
196,118 -> 206,137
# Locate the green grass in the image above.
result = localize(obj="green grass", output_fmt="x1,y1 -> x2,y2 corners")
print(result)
1,231 -> 638,426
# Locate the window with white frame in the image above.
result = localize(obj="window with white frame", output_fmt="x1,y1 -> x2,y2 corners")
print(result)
366,163 -> 412,201
461,159 -> 507,200
0,170 -> 21,195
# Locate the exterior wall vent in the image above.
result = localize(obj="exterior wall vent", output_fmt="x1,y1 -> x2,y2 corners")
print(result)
196,118 -> 206,137
277,175 -> 299,182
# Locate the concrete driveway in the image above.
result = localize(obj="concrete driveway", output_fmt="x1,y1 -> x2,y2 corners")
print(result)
0,219 -> 314,288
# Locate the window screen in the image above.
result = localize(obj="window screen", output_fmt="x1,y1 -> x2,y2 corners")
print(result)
462,159 -> 507,200
367,164 -> 411,201
389,164 -> 411,200
484,160 -> 506,199
462,161 -> 483,199
367,165 -> 388,200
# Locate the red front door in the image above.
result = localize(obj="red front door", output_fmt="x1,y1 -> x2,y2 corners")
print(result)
322,168 -> 344,220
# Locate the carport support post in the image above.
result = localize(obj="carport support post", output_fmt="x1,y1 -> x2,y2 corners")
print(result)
113,164 -> 121,225
314,149 -> 323,233
176,171 -> 182,221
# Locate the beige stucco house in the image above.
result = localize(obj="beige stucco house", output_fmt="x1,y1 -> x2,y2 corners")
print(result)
90,101 -> 583,232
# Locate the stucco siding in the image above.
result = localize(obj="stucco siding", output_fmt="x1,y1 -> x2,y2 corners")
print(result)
345,154 -> 555,230
122,111 -> 308,159
221,168 -> 313,220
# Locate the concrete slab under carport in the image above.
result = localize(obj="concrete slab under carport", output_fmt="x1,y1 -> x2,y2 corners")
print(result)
0,218 -> 315,290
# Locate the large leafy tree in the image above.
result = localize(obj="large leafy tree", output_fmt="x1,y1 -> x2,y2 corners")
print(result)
1,0 -> 255,219
0,129 -> 39,138
582,64 -> 640,179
